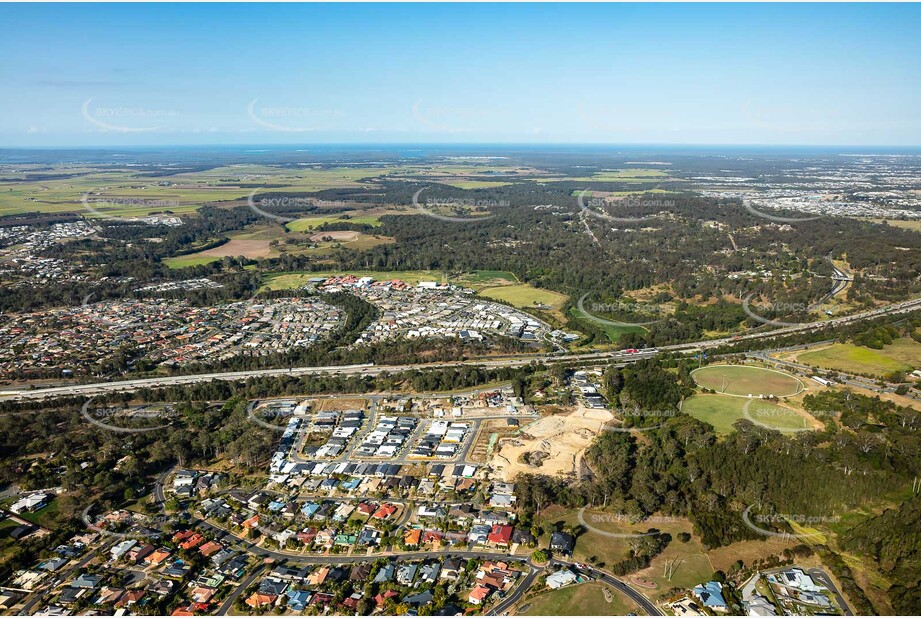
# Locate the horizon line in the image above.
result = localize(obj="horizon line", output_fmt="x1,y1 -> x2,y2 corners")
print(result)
3,142 -> 921,151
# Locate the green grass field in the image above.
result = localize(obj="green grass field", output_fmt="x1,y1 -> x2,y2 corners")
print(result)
521,582 -> 641,616
163,255 -> 225,269
13,499 -> 58,528
862,218 -> 921,232
478,283 -> 567,309
569,307 -> 648,343
571,188 -> 680,198
681,394 -> 817,435
285,214 -> 385,231
0,164 -> 403,217
538,505 -> 714,597
797,339 -> 919,377
691,365 -> 804,397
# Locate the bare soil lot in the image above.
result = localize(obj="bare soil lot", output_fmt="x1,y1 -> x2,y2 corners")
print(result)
197,238 -> 273,258
489,406 -> 611,481
308,230 -> 360,242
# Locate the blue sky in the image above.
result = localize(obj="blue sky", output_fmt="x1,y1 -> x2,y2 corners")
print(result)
1,2 -> 919,147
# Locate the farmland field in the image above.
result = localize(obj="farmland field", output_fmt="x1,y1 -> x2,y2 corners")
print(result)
690,365 -> 804,397
796,339 -> 920,376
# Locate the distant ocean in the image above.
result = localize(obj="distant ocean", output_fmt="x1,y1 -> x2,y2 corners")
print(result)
2,143 -> 920,165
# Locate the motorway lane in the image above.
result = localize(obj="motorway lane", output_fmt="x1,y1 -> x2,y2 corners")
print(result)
5,295 -> 921,402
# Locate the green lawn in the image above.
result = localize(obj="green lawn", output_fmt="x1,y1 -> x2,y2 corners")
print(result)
569,307 -> 647,342
479,284 -> 567,309
13,499 -> 58,528
681,394 -> 817,435
164,254 -> 226,269
521,581 -> 642,616
797,339 -> 919,377
691,365 -> 804,397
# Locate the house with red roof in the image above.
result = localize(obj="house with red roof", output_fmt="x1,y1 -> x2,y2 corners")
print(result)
468,584 -> 492,605
245,592 -> 277,608
487,524 -> 514,547
373,589 -> 399,608
179,533 -> 204,550
403,528 -> 422,547
372,503 -> 398,520
198,541 -> 222,557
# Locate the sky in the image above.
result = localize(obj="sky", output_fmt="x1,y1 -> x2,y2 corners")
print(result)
1,2 -> 919,147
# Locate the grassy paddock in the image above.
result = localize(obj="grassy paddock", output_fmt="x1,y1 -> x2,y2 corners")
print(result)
797,339 -> 919,377
478,284 -> 567,309
521,581 -> 641,616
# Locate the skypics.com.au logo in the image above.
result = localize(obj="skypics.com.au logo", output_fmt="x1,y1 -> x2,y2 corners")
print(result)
81,193 -> 180,222
81,98 -> 179,133
577,294 -> 665,328
81,398 -> 173,434
741,399 -> 824,433
741,297 -> 813,328
247,99 -> 343,133
411,187 -> 502,222
247,189 -> 346,224
605,408 -> 679,433
742,505 -> 840,539
578,508 -> 679,538
576,190 -> 674,224
742,197 -> 824,224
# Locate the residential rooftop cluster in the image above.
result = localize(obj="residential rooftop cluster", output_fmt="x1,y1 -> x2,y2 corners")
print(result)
410,420 -> 471,459
0,220 -> 98,286
0,297 -> 342,376
315,274 -> 551,344
3,524 -> 252,616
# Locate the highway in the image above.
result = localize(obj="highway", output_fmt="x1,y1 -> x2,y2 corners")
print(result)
4,296 -> 920,403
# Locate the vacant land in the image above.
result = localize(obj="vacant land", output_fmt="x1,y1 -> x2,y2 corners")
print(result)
479,284 -> 567,310
691,365 -> 804,397
569,307 -> 647,343
864,218 -> 921,232
681,394 -> 820,435
467,418 -> 520,464
520,581 -> 641,616
796,339 -> 920,376
538,506 -> 714,596
491,407 -> 610,481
